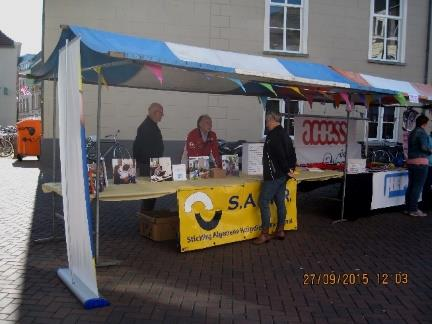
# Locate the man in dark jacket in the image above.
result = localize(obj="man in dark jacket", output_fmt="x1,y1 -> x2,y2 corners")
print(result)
254,111 -> 296,245
133,102 -> 164,211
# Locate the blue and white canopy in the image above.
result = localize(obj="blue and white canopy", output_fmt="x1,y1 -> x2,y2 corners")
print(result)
32,25 -> 395,98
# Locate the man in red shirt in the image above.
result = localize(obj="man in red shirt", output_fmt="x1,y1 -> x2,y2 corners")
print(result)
185,115 -> 222,168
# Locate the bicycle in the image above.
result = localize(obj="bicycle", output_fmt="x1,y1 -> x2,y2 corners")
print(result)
0,133 -> 14,157
86,130 -> 131,163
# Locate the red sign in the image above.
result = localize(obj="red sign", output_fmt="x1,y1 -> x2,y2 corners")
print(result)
301,119 -> 348,145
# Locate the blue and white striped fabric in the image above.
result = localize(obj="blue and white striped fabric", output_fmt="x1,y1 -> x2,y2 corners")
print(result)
32,25 -> 395,97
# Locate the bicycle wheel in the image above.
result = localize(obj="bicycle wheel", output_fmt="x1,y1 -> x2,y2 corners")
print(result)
112,144 -> 131,160
0,140 -> 14,157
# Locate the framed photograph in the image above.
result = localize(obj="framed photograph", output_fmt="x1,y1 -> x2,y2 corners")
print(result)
112,158 -> 137,184
222,154 -> 240,176
189,156 -> 210,180
150,157 -> 173,182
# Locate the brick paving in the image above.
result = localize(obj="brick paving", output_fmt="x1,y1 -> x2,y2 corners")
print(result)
0,157 -> 432,323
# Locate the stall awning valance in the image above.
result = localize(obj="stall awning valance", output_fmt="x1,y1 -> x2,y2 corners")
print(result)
30,25 -> 396,99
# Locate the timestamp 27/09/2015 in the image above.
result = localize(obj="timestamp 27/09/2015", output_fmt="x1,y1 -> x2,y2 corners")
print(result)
303,272 -> 409,286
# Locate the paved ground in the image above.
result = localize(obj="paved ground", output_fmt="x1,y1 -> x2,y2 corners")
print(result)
0,157 -> 431,323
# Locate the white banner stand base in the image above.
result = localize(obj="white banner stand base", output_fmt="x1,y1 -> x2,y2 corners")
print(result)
57,268 -> 109,309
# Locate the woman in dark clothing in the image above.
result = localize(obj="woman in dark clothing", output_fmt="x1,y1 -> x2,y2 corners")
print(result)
405,115 -> 432,217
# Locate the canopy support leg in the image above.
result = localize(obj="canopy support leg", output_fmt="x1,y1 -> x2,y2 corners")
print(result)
34,81 -> 63,243
333,109 -> 350,224
94,70 -> 121,267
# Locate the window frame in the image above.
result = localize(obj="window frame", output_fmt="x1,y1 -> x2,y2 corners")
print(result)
368,0 -> 407,63
366,106 -> 400,142
264,0 -> 309,54
261,98 -> 304,138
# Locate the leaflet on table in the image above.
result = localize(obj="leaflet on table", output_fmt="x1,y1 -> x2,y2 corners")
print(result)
189,156 -> 210,179
112,158 -> 137,184
347,159 -> 366,174
150,157 -> 173,182
242,143 -> 263,175
222,154 -> 240,176
172,164 -> 187,181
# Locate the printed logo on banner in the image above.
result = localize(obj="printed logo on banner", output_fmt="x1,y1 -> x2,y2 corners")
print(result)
183,189 -> 293,231
302,119 -> 348,145
384,172 -> 408,198
184,192 -> 222,231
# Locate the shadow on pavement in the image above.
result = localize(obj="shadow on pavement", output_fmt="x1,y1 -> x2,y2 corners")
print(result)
6,158 -> 432,323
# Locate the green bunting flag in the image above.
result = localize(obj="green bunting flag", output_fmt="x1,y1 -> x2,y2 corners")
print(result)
395,92 -> 407,106
260,83 -> 277,97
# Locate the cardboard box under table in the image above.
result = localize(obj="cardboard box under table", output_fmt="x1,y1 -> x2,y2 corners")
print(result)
138,211 -> 179,241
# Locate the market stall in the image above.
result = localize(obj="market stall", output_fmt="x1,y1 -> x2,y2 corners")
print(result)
30,25 -> 405,307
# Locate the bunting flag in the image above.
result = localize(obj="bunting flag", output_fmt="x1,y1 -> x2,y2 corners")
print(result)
340,92 -> 353,112
144,63 -> 164,85
259,83 -> 277,97
258,96 -> 268,109
318,90 -> 332,101
365,94 -> 373,108
289,86 -> 304,97
333,93 -> 341,108
228,78 -> 246,93
394,92 -> 408,106
92,66 -> 108,88
305,94 -> 314,109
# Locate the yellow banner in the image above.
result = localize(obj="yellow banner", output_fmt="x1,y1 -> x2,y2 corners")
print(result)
177,179 -> 297,252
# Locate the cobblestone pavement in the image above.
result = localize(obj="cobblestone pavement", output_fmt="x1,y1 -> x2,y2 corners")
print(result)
0,157 -> 431,323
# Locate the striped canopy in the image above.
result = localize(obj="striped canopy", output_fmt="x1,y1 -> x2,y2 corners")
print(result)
31,25 -> 398,102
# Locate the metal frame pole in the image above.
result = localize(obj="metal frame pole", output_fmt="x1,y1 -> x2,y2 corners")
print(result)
94,69 -> 121,267
95,72 -> 102,264
34,81 -> 63,243
51,81 -> 58,234
333,109 -> 350,224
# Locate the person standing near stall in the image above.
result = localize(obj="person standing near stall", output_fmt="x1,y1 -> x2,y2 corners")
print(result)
421,130 -> 432,211
183,114 -> 222,168
254,111 -> 296,245
405,115 -> 432,217
133,102 -> 164,211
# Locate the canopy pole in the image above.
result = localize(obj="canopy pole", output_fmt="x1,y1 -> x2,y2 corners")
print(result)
94,69 -> 121,267
95,72 -> 102,265
34,81 -> 63,243
333,109 -> 350,224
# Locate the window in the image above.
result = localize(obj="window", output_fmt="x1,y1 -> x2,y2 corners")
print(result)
367,106 -> 400,141
264,0 -> 309,54
262,99 -> 303,137
369,0 -> 406,62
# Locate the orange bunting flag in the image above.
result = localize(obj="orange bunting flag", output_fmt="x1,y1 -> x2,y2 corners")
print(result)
365,94 -> 373,108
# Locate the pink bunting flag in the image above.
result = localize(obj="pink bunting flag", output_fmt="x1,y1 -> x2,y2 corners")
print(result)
340,92 -> 353,112
145,63 -> 163,85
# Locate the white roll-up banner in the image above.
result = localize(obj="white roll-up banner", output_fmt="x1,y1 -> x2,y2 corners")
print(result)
57,38 -> 109,309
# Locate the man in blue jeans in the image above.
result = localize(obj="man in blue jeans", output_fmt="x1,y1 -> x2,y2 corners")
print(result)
253,111 -> 296,245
